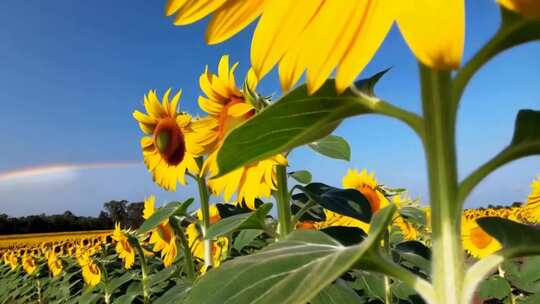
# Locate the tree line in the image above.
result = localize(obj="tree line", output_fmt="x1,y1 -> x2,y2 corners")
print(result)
0,200 -> 145,235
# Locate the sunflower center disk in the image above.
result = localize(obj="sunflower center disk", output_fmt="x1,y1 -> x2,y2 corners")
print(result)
359,186 -> 381,213
470,226 -> 492,249
153,118 -> 186,166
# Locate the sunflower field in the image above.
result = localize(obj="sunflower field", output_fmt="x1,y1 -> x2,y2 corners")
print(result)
3,0 -> 540,303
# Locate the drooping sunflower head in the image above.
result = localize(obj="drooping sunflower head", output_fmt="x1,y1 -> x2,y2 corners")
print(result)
6,252 -> 18,271
523,175 -> 540,223
112,223 -> 136,270
143,198 -> 178,267
197,55 -> 287,209
81,258 -> 101,287
342,168 -> 389,214
391,195 -> 419,241
187,205 -> 229,271
22,253 -> 37,275
133,89 -> 204,191
461,213 -> 502,259
47,250 -> 63,277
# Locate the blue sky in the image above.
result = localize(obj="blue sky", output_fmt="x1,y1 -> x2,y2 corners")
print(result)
0,1 -> 538,217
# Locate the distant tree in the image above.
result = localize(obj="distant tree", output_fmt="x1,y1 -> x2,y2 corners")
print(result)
0,200 -> 146,235
127,202 -> 144,229
103,200 -> 128,226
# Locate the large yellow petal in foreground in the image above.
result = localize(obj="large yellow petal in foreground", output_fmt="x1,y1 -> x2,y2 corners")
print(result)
498,0 -> 540,19
396,0 -> 465,70
336,0 -> 397,93
251,0 -> 323,79
206,0 -> 268,45
173,0 -> 226,26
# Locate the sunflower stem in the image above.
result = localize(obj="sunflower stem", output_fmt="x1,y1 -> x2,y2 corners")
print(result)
130,238 -> 150,304
275,164 -> 293,238
383,230 -> 392,304
169,217 -> 197,282
195,157 -> 213,267
420,66 -> 463,304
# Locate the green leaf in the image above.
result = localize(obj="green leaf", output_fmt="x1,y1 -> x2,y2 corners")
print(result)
216,76 -> 385,176
320,226 -> 366,246
477,217 -> 540,255
511,109 -> 540,147
310,279 -> 363,304
112,293 -> 139,304
205,203 -> 273,240
354,68 -> 390,97
233,229 -> 263,252
153,281 -> 191,304
459,110 -> 540,204
137,199 -> 194,234
349,271 -> 385,301
392,241 -> 431,274
391,281 -> 417,300
148,266 -> 177,287
308,135 -> 351,161
185,205 -> 396,304
298,183 -> 372,222
477,276 -> 511,300
106,272 -> 136,294
502,256 -> 540,293
289,170 -> 312,184
398,207 -> 426,227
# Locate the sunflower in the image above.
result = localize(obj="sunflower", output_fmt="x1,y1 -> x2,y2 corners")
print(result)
112,223 -> 136,269
47,250 -> 63,277
461,212 -> 502,259
21,253 -> 37,275
186,205 -> 229,270
143,195 -> 178,267
391,195 -> 419,241
79,255 -> 101,286
522,175 -> 540,223
498,0 -> 540,18
166,0 -> 464,93
6,252 -> 18,271
197,55 -> 288,209
342,168 -> 389,214
133,89 -> 205,191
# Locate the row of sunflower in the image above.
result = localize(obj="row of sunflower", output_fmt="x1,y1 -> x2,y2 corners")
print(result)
2,169 -> 538,302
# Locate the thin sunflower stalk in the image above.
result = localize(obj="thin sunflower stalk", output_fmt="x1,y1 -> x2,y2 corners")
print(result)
194,157 -> 213,267
128,235 -> 151,304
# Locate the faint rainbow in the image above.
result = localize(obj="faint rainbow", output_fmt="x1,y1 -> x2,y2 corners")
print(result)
0,162 -> 140,183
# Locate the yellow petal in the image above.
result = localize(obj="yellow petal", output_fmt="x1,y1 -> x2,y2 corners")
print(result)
396,0 -> 465,70
165,0 -> 188,16
228,102 -> 254,117
303,1 -> 368,94
169,90 -> 182,115
336,0 -> 397,93
173,0 -> 226,26
206,0 -> 268,45
198,96 -> 223,116
251,0 -> 323,79
245,67 -> 259,91
176,114 -> 191,128
133,110 -> 157,125
279,38 -> 306,92
498,0 -> 540,19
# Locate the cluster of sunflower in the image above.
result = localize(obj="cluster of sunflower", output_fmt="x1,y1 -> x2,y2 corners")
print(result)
1,233 -> 109,282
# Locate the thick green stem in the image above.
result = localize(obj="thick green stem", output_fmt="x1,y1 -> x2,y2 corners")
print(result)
420,66 -> 463,304
195,157 -> 213,267
383,230 -> 392,304
169,217 -> 197,282
275,165 -> 292,238
132,240 -> 151,304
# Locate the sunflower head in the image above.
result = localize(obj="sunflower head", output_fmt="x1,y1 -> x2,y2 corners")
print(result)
314,209 -> 370,234
143,200 -> 178,267
81,259 -> 102,286
197,55 -> 287,209
342,169 -> 389,214
112,223 -> 136,269
461,214 -> 502,259
522,175 -> 540,223
133,89 -> 203,191
47,250 -> 63,277
22,254 -> 37,275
